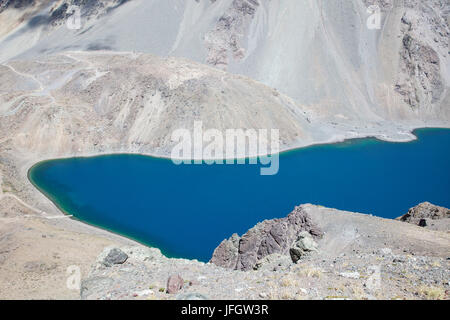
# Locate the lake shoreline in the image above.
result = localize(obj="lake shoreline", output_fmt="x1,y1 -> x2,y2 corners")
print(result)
2,123 -> 449,299
26,127 -> 448,168
26,127 -> 450,262
27,166 -> 184,260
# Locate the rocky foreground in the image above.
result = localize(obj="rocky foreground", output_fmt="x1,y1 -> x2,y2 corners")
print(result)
79,203 -> 449,300
1,180 -> 449,300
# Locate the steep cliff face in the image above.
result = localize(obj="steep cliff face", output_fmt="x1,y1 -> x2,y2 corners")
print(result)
0,0 -> 448,127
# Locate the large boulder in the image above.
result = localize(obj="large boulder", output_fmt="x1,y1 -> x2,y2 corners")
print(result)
289,231 -> 319,263
102,248 -> 128,267
210,205 -> 323,271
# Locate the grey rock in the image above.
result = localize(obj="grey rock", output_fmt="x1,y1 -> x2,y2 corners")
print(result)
103,248 -> 128,267
166,274 -> 184,294
395,34 -> 444,109
80,276 -> 114,300
289,231 -> 319,263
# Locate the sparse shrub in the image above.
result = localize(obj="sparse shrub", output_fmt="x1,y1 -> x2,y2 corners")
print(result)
430,260 -> 441,268
417,286 -> 446,300
296,267 -> 322,278
280,290 -> 295,300
280,277 -> 297,287
351,286 -> 367,300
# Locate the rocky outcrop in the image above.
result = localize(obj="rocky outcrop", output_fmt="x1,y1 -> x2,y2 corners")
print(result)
395,34 -> 444,110
210,205 -> 323,271
205,0 -> 259,68
397,202 -> 450,229
391,0 -> 449,113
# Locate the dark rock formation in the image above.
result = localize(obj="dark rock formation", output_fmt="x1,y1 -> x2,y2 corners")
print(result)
397,202 -> 450,227
210,205 -> 323,271
418,218 -> 427,227
102,248 -> 128,267
166,274 -> 183,294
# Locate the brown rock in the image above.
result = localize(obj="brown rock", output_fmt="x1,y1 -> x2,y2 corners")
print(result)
210,205 -> 323,271
166,275 -> 184,294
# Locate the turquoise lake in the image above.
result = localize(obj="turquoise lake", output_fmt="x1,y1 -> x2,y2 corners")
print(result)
29,128 -> 450,262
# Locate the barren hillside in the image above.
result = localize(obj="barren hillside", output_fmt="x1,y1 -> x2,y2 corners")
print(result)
1,1 -> 449,124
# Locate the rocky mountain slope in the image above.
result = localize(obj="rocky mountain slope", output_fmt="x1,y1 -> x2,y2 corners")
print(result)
0,51 -> 323,208
0,50 -> 433,218
0,0 -> 449,128
79,203 -> 449,300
